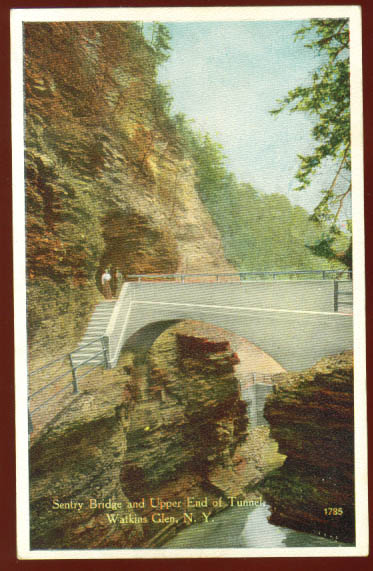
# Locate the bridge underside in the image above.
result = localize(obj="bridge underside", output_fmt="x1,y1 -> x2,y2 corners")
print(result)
115,301 -> 352,372
121,319 -> 181,355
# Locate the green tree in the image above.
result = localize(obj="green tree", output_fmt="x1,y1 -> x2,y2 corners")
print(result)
150,22 -> 172,64
173,114 -> 344,273
271,18 -> 351,268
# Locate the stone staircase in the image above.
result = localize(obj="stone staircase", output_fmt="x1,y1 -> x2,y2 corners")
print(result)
70,301 -> 116,369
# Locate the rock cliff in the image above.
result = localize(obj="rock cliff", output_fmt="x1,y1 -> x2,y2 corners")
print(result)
29,371 -> 143,549
29,322 -> 283,549
260,351 -> 354,544
29,332 -> 244,549
24,22 -> 236,350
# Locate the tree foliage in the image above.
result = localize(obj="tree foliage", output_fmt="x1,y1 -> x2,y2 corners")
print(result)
173,117 -> 347,273
271,19 -> 350,222
149,22 -> 172,64
270,19 -> 352,268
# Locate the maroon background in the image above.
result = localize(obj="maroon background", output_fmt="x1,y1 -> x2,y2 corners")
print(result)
1,1 -> 371,569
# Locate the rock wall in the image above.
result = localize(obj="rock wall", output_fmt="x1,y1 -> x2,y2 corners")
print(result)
119,331 -> 250,545
29,371 -> 144,549
29,331 -> 248,549
25,22 -> 236,349
260,351 -> 354,544
145,323 -> 284,493
29,322 -> 284,549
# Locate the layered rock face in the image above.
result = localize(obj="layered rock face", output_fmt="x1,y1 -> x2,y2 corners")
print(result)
29,327 -> 253,549
144,323 -> 284,495
29,371 -> 144,549
119,331 -> 250,544
260,351 -> 354,544
25,22 -> 236,349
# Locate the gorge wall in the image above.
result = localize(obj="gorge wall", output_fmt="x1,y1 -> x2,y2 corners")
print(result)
25,22 -> 236,353
29,325 -> 284,549
260,351 -> 354,544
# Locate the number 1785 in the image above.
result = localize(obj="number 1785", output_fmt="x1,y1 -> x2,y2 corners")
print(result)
324,507 -> 343,516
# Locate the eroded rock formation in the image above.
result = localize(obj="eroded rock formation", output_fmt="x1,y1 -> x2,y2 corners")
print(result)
29,372 -> 143,549
25,22 -> 236,350
29,333 -> 246,548
260,350 -> 354,544
29,324 -> 283,549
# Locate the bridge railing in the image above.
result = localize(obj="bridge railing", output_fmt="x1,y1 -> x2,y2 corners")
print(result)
127,269 -> 352,283
334,280 -> 353,313
28,336 -> 108,433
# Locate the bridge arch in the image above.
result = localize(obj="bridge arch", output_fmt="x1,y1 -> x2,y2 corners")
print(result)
121,306 -> 352,372
121,320 -> 182,358
120,318 -> 287,431
103,282 -> 353,372
120,318 -> 285,375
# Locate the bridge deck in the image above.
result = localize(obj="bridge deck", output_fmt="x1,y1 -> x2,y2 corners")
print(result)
101,280 -> 353,371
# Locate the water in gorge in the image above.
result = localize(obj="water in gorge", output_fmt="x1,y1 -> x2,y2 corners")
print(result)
163,502 -> 352,549
163,379 -> 352,549
124,324 -> 352,550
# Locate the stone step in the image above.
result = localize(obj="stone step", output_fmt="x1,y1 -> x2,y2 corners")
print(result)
95,303 -> 116,310
73,354 -> 103,360
72,300 -> 116,369
93,310 -> 115,316
84,329 -> 107,335
79,342 -> 104,347
91,311 -> 114,318
71,359 -> 103,369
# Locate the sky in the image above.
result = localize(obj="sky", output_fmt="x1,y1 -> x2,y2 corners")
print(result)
156,21 -> 350,218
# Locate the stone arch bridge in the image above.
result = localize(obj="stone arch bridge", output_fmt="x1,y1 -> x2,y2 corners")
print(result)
72,279 -> 353,373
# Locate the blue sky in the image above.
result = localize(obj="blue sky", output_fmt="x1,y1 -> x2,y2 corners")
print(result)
157,21 -> 349,217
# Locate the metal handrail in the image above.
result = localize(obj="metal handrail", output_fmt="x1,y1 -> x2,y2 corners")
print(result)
128,269 -> 352,283
28,336 -> 106,381
29,366 -> 74,399
30,382 -> 73,415
28,335 -> 108,433
28,352 -> 70,377
69,337 -> 107,354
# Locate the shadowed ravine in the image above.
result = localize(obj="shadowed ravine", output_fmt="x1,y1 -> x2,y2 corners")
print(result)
29,320 -> 354,550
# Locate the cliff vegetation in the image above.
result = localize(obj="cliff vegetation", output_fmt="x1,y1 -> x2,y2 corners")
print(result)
25,22 -> 234,355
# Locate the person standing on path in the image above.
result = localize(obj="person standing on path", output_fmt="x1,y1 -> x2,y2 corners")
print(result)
101,268 -> 112,300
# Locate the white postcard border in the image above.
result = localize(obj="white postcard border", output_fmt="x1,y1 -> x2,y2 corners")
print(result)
12,5 -> 368,559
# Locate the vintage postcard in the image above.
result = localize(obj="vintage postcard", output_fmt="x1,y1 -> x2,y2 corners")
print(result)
12,5 -> 367,559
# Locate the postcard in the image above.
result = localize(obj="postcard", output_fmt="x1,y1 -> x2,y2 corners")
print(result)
12,5 -> 368,559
